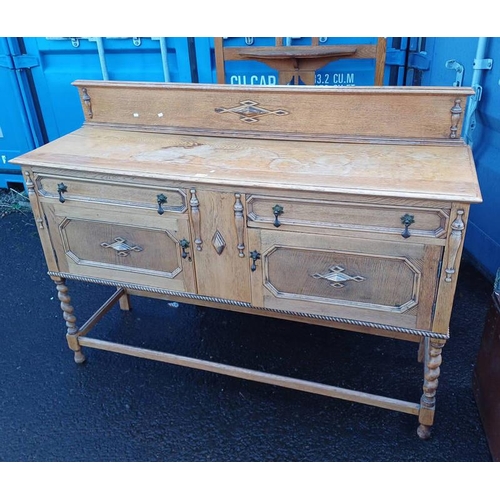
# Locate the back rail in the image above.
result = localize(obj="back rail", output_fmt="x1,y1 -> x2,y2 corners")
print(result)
72,80 -> 473,144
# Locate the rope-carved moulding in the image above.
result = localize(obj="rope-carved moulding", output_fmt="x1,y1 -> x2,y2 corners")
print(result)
47,271 -> 450,340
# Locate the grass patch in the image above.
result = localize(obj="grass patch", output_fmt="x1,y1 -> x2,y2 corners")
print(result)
0,188 -> 32,218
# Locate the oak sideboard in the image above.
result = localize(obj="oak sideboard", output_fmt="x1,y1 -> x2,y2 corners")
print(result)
11,81 -> 482,439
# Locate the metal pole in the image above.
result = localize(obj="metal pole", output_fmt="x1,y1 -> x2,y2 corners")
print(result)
95,37 -> 109,80
159,37 -> 170,82
463,37 -> 490,146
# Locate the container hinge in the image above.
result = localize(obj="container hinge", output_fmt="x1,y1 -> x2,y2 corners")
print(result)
0,54 -> 39,70
407,51 -> 430,71
473,58 -> 493,70
0,54 -> 14,69
13,54 -> 40,70
385,49 -> 431,70
385,48 -> 407,67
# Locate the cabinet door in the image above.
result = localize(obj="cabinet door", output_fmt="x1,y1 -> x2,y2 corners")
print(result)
43,202 -> 197,293
248,229 -> 442,330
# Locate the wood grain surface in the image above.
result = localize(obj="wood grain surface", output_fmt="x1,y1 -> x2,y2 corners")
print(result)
68,81 -> 473,141
12,127 -> 481,203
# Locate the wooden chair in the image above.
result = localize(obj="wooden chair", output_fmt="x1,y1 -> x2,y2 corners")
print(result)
214,37 -> 387,86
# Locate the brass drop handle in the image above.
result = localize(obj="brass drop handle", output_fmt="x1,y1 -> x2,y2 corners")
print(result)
57,182 -> 68,203
272,204 -> 284,227
179,238 -> 190,260
157,193 -> 167,215
401,214 -> 415,239
250,250 -> 261,272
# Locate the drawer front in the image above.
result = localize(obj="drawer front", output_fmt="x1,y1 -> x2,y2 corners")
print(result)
42,203 -> 196,292
35,174 -> 187,214
246,194 -> 449,240
248,229 -> 442,330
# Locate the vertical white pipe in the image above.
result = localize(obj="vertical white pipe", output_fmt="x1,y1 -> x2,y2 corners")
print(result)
471,37 -> 488,87
159,37 -> 170,82
95,37 -> 109,80
463,37 -> 488,144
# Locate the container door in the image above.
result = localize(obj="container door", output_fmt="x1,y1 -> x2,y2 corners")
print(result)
4,37 -> 196,184
0,38 -> 44,188
21,37 -> 195,142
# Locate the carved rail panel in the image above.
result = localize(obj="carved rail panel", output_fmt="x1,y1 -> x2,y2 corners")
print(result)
73,81 -> 474,143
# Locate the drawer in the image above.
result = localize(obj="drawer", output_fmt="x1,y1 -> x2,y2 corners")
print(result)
42,203 -> 196,292
248,229 -> 442,330
35,174 -> 187,214
246,194 -> 449,240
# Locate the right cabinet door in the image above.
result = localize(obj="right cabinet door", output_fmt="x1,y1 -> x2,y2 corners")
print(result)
248,229 -> 443,330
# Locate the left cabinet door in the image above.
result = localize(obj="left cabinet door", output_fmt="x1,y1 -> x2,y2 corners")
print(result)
41,201 -> 197,293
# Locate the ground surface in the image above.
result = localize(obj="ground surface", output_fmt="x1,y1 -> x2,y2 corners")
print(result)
0,205 -> 493,461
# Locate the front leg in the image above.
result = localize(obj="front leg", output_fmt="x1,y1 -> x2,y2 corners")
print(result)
417,338 -> 445,439
53,278 -> 86,364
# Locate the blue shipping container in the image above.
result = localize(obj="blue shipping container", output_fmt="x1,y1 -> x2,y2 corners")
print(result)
0,36 -> 195,188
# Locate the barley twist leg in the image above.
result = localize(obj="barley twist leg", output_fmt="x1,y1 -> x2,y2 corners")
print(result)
417,338 -> 445,439
54,278 -> 86,364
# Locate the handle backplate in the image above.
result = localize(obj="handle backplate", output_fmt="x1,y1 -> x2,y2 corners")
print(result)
401,213 -> 415,239
57,183 -> 67,203
250,250 -> 261,272
157,193 -> 168,215
272,204 -> 284,228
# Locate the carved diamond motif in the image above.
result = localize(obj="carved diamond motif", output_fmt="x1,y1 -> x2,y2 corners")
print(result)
100,237 -> 143,257
215,100 -> 289,123
313,265 -> 366,288
211,230 -> 226,255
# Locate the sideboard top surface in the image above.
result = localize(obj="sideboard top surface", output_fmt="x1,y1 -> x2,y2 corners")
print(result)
12,125 -> 481,203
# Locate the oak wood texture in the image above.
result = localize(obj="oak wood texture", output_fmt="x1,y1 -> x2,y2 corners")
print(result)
246,194 -> 450,240
11,81 -> 482,439
13,128 -> 481,204
36,173 -> 187,214
68,80 -> 473,143
189,190 -> 251,302
43,201 -> 197,292
248,228 -> 440,330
